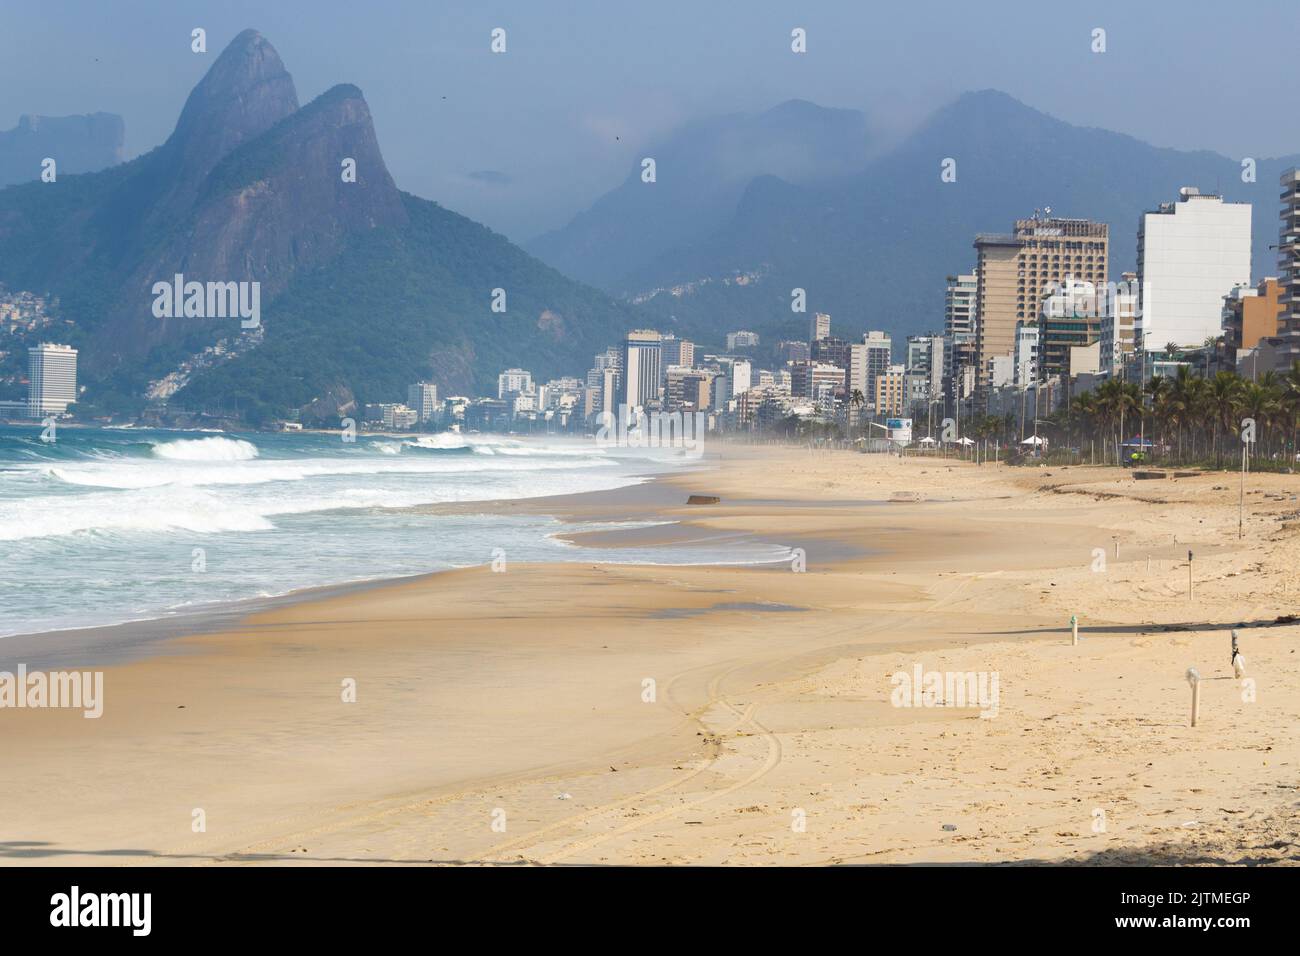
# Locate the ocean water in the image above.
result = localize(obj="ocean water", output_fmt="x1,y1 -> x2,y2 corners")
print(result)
0,424 -> 791,639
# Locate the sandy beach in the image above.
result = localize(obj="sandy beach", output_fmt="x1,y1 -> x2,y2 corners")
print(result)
1,443 -> 1297,866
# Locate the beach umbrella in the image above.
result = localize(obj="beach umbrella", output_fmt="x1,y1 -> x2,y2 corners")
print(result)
956,437 -> 974,445
1020,435 -> 1047,445
918,436 -> 937,444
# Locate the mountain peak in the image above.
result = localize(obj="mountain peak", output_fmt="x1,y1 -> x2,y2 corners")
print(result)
167,28 -> 299,180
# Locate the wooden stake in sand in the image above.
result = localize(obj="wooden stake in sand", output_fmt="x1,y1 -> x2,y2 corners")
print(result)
1186,667 -> 1201,727
1187,550 -> 1194,601
1070,614 -> 1078,646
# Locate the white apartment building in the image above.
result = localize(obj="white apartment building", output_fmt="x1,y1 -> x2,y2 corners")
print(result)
28,343 -> 78,416
1013,322 -> 1038,387
726,330 -> 759,351
1100,272 -> 1139,376
497,368 -> 533,399
1137,187 -> 1251,349
623,330 -> 662,409
810,312 -> 831,342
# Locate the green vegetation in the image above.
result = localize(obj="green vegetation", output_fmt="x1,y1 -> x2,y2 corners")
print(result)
178,193 -> 637,421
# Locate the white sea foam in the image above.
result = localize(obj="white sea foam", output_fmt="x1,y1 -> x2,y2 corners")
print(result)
152,436 -> 259,461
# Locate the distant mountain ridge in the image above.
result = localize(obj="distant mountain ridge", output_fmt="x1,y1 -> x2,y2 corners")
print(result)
0,113 -> 125,187
0,30 -> 635,422
526,98 -> 869,288
607,90 -> 1299,348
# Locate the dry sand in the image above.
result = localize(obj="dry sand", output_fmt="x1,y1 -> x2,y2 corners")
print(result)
1,445 -> 1297,866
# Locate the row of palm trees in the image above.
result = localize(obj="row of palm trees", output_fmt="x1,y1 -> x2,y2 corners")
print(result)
1047,361 -> 1300,466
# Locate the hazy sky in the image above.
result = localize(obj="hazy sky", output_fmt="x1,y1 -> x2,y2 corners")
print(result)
2,0 -> 1295,241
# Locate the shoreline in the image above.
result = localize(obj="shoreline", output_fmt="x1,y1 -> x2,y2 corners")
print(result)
1,444 -> 1297,866
0,456 -> 801,669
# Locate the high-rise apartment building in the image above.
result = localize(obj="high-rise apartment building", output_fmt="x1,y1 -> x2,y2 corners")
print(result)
862,330 -> 892,406
943,272 -> 979,408
874,364 -> 906,418
1136,187 -> 1251,350
28,343 -> 77,416
974,215 -> 1108,392
1100,272 -> 1139,377
497,368 -> 533,399
777,340 -> 811,364
1013,322 -> 1039,387
789,361 -> 845,399
665,367 -> 713,410
1039,278 -> 1101,379
659,335 -> 694,370
1271,168 -> 1300,368
810,312 -> 831,343
406,382 -> 439,423
905,334 -> 945,400
1223,278 -> 1282,354
622,329 -> 662,409
847,343 -> 869,401
811,336 -> 850,380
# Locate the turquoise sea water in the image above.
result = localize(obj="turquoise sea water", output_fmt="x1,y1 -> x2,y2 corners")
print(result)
0,424 -> 789,638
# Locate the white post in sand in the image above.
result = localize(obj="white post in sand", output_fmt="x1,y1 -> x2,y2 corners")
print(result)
1186,667 -> 1201,727
1071,614 -> 1078,646
1239,445 -> 1246,540
1147,553 -> 1151,574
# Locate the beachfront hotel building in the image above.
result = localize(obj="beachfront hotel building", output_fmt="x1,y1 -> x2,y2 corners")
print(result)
1136,187 -> 1251,351
622,329 -> 663,409
973,215 -> 1109,395
28,342 -> 78,416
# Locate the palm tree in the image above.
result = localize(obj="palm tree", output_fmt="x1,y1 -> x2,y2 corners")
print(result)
848,388 -> 865,430
1239,380 -> 1280,458
1283,360 -> 1300,459
1167,365 -> 1199,460
1207,371 -> 1244,464
1145,374 -> 1170,454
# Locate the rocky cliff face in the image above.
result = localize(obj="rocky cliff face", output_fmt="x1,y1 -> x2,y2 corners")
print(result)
0,29 -> 634,417
0,112 -> 125,186
113,81 -> 409,356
